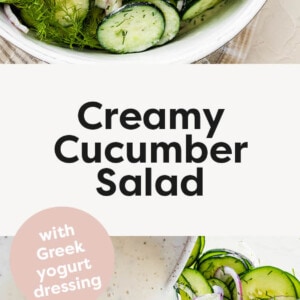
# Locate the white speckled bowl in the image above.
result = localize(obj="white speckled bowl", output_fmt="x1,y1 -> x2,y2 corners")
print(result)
98,236 -> 198,300
0,0 -> 266,63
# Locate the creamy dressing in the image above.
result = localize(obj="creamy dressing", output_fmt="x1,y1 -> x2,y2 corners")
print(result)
0,236 -> 195,300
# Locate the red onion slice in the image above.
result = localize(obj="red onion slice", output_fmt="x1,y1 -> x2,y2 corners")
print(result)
214,266 -> 243,300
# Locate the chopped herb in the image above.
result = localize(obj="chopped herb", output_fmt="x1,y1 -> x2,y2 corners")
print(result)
121,29 -> 128,44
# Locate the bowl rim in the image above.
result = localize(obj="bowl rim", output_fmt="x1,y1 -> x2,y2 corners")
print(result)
0,0 -> 267,64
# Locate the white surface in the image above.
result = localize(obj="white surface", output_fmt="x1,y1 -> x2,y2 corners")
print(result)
1,65 -> 300,236
0,0 -> 265,63
204,237 -> 300,278
245,0 -> 300,63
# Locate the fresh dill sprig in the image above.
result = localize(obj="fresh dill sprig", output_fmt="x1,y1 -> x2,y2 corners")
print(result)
2,0 -> 105,49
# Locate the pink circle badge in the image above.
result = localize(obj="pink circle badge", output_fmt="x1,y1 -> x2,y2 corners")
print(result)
10,207 -> 114,300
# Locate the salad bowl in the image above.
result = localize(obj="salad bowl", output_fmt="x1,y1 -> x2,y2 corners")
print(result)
0,0 -> 266,63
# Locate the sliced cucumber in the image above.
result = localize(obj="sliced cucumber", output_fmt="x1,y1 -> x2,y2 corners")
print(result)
177,274 -> 190,288
97,3 -> 165,53
197,255 -> 249,285
198,249 -> 233,265
186,236 -> 205,268
177,274 -> 194,300
285,272 -> 300,298
208,278 -> 231,299
197,248 -> 254,269
167,0 -> 178,8
228,278 -> 236,294
232,266 -> 297,300
178,289 -> 192,300
181,268 -> 212,296
131,0 -> 180,45
181,0 -> 223,21
95,0 -> 122,14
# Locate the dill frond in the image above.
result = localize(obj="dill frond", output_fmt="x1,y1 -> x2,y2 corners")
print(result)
13,0 -> 105,49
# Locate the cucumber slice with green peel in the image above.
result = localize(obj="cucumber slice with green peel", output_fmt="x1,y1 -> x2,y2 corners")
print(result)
186,236 -> 205,268
95,0 -> 122,14
181,0 -> 223,21
178,289 -> 192,300
232,266 -> 298,300
181,268 -> 212,296
198,248 -> 254,269
166,0 -> 177,8
131,0 -> 180,45
177,274 -> 190,287
198,255 -> 249,285
208,278 -> 231,299
228,278 -> 236,294
97,3 -> 165,53
285,272 -> 300,298
240,256 -> 254,270
198,249 -> 232,264
197,237 -> 206,255
176,274 -> 194,300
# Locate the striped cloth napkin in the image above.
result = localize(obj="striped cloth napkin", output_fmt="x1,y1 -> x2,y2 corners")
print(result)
194,16 -> 258,64
0,15 -> 258,64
